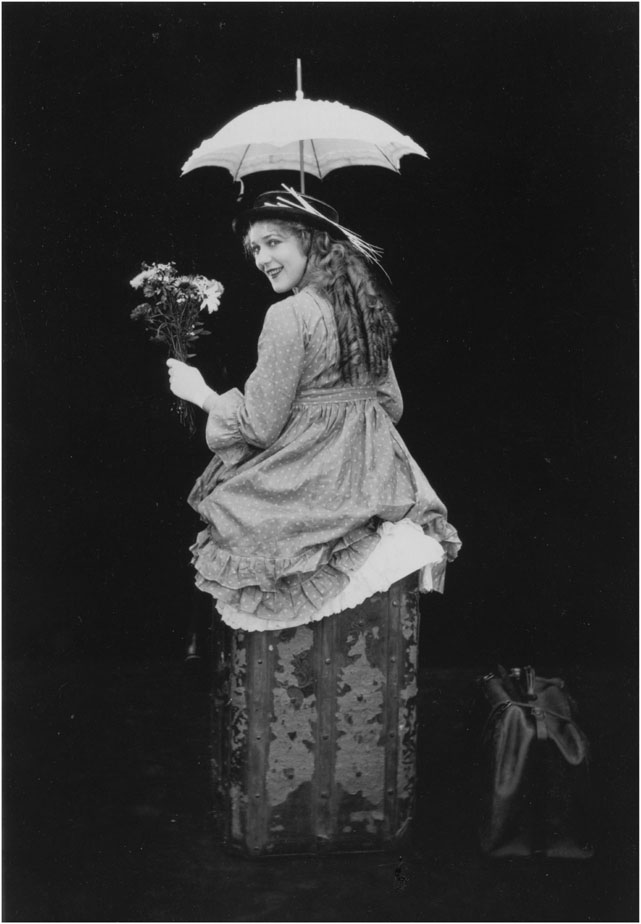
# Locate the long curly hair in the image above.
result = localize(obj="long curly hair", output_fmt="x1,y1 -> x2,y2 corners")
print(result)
245,219 -> 398,384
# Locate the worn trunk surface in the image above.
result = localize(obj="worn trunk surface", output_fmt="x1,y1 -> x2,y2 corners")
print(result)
210,575 -> 421,856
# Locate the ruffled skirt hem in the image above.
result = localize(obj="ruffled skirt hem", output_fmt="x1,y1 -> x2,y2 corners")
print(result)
192,518 -> 445,632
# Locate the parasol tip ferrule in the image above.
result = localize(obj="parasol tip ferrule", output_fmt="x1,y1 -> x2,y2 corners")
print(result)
296,58 -> 304,100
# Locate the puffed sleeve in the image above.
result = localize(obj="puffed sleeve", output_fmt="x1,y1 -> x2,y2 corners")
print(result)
202,299 -> 306,465
376,360 -> 403,424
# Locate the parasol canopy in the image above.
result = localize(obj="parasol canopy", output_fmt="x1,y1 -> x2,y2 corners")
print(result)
181,97 -> 428,190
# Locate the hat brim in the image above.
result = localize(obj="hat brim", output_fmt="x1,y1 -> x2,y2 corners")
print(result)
232,204 -> 346,239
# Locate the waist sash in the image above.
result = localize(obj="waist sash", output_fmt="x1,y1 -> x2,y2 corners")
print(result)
293,385 -> 378,406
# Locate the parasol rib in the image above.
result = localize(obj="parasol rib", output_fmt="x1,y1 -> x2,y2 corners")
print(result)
375,144 -> 401,172
233,145 -> 252,183
310,139 -> 323,178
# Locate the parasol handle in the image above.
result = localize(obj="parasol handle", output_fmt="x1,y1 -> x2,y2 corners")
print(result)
296,58 -> 305,193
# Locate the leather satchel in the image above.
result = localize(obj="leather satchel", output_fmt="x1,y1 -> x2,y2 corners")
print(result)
478,665 -> 594,858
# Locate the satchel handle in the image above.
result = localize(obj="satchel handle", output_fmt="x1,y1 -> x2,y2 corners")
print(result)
523,665 -> 537,700
483,699 -> 587,766
484,699 -> 575,729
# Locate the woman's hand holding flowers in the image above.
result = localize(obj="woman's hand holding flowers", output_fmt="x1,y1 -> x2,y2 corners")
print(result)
167,359 -> 217,409
130,261 -> 223,434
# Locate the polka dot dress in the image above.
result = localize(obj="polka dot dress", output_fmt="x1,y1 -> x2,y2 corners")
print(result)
187,287 -> 460,629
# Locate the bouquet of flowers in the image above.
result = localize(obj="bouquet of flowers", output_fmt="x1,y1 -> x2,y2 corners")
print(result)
130,262 -> 224,434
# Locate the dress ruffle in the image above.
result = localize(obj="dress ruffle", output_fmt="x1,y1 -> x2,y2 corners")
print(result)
190,521 -> 381,627
215,519 -> 446,632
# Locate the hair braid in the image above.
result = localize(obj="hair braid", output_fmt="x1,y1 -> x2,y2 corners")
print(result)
303,233 -> 398,384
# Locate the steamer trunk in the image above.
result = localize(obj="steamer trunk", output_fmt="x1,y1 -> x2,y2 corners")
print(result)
210,575 -> 421,856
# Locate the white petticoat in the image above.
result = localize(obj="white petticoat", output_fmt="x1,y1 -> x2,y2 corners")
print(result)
217,518 -> 445,632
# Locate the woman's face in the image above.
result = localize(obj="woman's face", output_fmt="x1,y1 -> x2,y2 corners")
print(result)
247,221 -> 308,293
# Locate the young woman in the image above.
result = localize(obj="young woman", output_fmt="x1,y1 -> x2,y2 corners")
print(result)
167,188 -> 460,631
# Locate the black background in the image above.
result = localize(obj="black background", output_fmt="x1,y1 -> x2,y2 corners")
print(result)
4,2 -> 638,669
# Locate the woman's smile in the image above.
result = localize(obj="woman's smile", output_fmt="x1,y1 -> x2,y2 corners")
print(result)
248,221 -> 308,293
